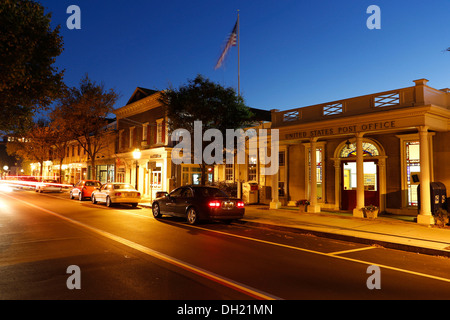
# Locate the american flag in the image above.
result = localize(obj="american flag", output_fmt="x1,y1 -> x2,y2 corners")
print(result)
215,21 -> 238,70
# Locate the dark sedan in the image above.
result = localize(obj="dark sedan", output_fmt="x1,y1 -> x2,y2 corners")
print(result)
152,185 -> 245,224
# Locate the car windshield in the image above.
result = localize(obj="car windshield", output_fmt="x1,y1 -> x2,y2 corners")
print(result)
113,184 -> 134,190
85,181 -> 102,187
196,187 -> 228,198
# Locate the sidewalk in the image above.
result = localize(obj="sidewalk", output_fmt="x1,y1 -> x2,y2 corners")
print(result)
139,198 -> 450,257
240,205 -> 450,257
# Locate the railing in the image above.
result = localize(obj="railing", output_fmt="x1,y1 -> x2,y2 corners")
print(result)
271,80 -> 450,128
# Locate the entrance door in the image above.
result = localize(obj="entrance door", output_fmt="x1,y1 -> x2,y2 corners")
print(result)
341,161 -> 379,210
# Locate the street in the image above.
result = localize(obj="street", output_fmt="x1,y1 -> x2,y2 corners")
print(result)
1,188 -> 450,301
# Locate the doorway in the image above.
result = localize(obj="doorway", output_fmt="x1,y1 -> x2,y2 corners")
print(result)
341,160 -> 379,210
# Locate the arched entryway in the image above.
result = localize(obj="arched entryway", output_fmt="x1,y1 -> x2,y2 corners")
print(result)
333,138 -> 386,212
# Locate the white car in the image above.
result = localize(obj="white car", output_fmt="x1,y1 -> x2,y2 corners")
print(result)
36,179 -> 62,193
91,182 -> 141,207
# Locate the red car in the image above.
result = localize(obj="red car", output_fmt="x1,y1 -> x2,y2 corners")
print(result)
70,180 -> 102,201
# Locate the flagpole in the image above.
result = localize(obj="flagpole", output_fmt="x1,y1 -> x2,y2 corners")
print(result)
237,9 -> 240,97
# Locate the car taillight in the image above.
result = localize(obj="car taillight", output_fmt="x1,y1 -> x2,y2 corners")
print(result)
236,201 -> 244,208
137,192 -> 141,197
208,200 -> 221,208
115,192 -> 122,196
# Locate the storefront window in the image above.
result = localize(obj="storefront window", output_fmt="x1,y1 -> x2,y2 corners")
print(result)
152,166 -> 162,188
96,165 -> 115,184
248,157 -> 257,181
117,168 -> 125,183
182,166 -> 202,185
225,164 -> 233,181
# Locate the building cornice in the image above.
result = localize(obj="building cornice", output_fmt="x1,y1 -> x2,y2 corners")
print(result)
114,92 -> 163,119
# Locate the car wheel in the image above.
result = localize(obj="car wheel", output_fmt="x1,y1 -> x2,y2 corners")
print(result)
131,203 -> 138,208
187,207 -> 198,225
152,203 -> 162,218
70,191 -> 74,199
106,196 -> 112,207
78,192 -> 83,201
92,195 -> 97,204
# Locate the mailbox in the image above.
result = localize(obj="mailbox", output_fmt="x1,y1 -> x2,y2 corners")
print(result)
243,182 -> 259,204
418,182 -> 447,214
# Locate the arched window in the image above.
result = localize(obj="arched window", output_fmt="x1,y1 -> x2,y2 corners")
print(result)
340,141 -> 380,158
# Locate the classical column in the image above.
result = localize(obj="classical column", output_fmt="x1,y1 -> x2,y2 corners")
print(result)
307,138 -> 321,213
417,126 -> 434,225
334,159 -> 341,211
236,163 -> 242,199
353,132 -> 365,218
377,157 -> 386,214
270,169 -> 281,209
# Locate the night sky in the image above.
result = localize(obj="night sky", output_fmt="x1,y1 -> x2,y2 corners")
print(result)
39,0 -> 450,112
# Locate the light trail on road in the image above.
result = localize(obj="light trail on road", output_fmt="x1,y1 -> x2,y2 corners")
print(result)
0,191 -> 281,300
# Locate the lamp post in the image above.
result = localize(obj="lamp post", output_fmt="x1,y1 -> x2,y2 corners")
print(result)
2,166 -> 8,178
132,149 -> 141,190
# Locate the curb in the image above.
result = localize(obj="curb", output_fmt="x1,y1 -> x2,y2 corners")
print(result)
235,219 -> 450,258
138,203 -> 450,258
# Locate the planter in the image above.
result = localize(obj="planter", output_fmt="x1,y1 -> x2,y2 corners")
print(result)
296,200 -> 310,213
298,204 -> 308,213
364,209 -> 379,219
434,209 -> 449,228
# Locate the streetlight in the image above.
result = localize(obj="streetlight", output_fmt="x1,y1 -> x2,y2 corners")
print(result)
132,148 -> 141,190
3,166 -> 9,177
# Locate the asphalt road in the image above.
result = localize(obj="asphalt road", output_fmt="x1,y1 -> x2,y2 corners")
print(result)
1,188 -> 450,301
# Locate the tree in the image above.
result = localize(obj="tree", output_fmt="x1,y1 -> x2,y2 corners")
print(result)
47,121 -> 72,184
159,75 -> 254,185
6,119 -> 54,181
51,75 -> 119,181
0,0 -> 64,133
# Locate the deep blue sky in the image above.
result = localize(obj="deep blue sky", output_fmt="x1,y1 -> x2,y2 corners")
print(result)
40,0 -> 450,112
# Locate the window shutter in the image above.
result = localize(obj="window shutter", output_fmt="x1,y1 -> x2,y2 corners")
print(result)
147,125 -> 151,144
161,120 -> 166,144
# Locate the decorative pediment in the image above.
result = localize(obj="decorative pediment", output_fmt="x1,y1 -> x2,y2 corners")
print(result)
126,87 -> 158,105
115,89 -> 163,118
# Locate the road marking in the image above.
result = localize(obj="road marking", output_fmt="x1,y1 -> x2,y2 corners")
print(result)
4,192 -> 450,286
0,192 -> 281,300
183,223 -> 450,284
328,247 -> 377,255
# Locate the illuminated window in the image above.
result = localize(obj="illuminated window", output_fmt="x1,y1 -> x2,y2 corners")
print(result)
340,142 -> 380,158
248,157 -> 257,181
405,141 -> 420,206
182,166 -> 202,185
152,165 -> 162,188
225,164 -> 233,181
306,146 -> 324,202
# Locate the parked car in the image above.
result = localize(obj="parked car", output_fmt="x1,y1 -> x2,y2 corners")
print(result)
152,185 -> 245,225
36,179 -> 62,193
70,180 -> 102,201
91,182 -> 141,207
